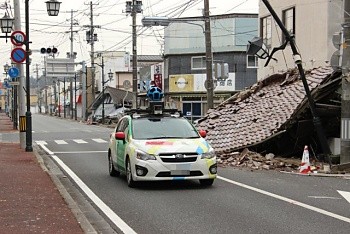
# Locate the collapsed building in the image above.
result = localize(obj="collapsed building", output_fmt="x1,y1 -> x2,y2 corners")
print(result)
197,66 -> 342,160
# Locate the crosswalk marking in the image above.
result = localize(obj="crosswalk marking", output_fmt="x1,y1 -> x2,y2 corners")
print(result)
92,138 -> 107,143
73,139 -> 88,144
35,139 -> 108,145
55,140 -> 68,145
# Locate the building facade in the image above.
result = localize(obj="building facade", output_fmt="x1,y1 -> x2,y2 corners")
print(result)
258,0 -> 343,79
163,13 -> 258,122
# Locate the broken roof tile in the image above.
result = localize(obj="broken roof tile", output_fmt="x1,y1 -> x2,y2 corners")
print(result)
197,66 -> 340,154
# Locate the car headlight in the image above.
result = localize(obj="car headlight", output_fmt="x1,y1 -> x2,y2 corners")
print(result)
136,150 -> 156,161
201,149 -> 216,159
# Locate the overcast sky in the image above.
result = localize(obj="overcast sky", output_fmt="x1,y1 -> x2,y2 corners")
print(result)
0,0 -> 259,76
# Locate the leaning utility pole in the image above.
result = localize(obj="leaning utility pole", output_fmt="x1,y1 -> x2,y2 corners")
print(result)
13,0 -> 26,149
341,0 -> 350,164
204,0 -> 214,109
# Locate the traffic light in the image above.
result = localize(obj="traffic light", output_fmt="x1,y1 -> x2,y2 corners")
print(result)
40,47 -> 58,54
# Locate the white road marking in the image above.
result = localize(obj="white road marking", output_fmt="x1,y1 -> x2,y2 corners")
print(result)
36,141 -> 54,155
308,196 -> 341,200
54,151 -> 107,154
55,140 -> 68,145
92,138 -> 108,143
218,176 -> 350,223
73,139 -> 88,144
51,156 -> 136,234
338,190 -> 350,204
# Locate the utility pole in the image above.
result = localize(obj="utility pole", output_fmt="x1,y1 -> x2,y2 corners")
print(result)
341,0 -> 350,164
13,0 -> 26,149
204,0 -> 214,109
261,0 -> 331,159
44,56 -> 48,114
35,64 -> 40,113
84,2 -> 99,113
81,61 -> 87,121
126,0 -> 143,109
67,9 -> 78,119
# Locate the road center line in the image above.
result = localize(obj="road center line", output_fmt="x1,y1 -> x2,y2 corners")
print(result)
218,176 -> 350,223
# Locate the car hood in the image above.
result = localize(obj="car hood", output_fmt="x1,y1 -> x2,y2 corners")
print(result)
132,138 -> 211,155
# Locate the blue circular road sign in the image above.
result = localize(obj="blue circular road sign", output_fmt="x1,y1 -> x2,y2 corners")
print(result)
11,48 -> 26,63
8,67 -> 20,78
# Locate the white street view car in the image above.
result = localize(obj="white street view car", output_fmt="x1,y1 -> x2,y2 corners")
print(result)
108,108 -> 217,188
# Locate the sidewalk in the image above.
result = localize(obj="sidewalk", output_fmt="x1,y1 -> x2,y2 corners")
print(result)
0,112 -> 85,233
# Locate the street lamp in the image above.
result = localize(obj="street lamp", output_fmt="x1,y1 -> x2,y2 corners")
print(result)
248,0 -> 332,159
247,37 -> 270,60
0,13 -> 14,41
3,63 -> 10,74
46,0 -> 62,16
108,70 -> 113,82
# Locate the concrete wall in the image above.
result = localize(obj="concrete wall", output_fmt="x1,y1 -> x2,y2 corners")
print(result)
258,0 -> 343,79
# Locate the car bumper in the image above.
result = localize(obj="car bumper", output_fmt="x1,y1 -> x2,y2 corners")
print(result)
131,157 -> 217,181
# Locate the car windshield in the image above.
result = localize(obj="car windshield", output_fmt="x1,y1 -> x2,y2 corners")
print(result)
132,117 -> 200,140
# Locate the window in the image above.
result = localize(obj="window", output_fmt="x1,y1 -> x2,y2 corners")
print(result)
247,55 -> 258,68
282,7 -> 295,42
132,118 -> 199,139
261,16 -> 272,49
191,56 -> 206,70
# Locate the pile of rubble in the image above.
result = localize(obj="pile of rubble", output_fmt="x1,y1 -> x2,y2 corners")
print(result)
217,148 -> 301,172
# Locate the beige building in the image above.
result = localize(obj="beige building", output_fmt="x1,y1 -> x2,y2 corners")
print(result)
258,0 -> 343,79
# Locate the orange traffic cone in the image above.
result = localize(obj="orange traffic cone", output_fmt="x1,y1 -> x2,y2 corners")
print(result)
299,145 -> 311,174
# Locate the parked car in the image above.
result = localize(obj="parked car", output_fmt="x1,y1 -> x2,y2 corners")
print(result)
106,107 -> 128,124
107,108 -> 217,187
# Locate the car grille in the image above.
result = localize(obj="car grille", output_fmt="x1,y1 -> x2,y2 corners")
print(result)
158,152 -> 198,163
156,171 -> 203,177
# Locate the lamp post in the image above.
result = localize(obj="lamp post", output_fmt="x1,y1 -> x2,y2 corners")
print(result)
126,0 -> 142,109
247,0 -> 332,159
3,64 -> 10,119
23,0 -> 61,152
0,13 -> 14,42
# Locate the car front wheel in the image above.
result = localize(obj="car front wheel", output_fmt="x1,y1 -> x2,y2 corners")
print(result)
126,158 -> 136,188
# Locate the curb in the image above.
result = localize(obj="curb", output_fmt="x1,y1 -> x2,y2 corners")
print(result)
33,145 -> 98,234
280,170 -> 350,178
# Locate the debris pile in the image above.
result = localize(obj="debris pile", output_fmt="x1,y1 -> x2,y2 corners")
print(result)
217,148 -> 300,172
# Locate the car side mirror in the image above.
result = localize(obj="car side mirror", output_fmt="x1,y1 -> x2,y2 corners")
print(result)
115,132 -> 126,140
198,130 -> 206,138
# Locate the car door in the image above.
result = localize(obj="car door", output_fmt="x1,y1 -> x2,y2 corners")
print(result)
116,118 -> 129,172
110,121 -> 122,164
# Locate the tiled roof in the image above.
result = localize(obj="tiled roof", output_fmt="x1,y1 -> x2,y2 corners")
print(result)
197,66 -> 341,154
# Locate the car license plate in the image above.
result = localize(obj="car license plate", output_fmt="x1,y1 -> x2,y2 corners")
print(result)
171,170 -> 190,176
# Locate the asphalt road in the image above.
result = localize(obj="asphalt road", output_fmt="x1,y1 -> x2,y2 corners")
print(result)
31,114 -> 350,234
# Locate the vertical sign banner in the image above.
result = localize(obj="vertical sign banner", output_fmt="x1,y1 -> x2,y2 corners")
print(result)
154,74 -> 162,89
